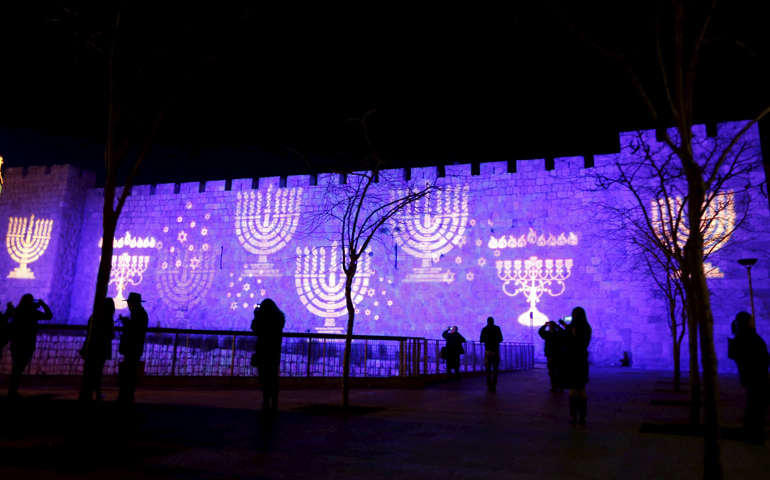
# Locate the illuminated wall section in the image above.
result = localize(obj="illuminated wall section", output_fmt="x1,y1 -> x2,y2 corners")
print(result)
2,123 -> 766,374
0,165 -> 95,321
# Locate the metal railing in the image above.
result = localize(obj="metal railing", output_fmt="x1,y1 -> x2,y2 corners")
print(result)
0,325 -> 534,379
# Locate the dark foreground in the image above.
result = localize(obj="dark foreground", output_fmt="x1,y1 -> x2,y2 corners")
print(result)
0,366 -> 767,480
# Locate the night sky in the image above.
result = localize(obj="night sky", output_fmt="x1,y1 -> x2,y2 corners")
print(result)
0,1 -> 768,185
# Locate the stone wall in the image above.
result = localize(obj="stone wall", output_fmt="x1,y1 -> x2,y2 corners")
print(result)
0,164 -> 95,320
1,123 -> 768,374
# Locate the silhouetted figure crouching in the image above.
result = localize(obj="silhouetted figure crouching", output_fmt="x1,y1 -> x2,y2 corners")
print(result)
117,293 -> 148,404
562,307 -> 591,425
442,326 -> 466,381
251,298 -> 285,413
79,298 -> 116,402
729,311 -> 770,444
8,294 -> 52,398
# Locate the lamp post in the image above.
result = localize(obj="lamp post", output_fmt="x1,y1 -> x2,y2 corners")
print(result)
737,258 -> 758,320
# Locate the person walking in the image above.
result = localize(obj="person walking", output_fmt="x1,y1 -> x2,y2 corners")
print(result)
251,298 -> 285,413
480,317 -> 503,392
562,307 -> 591,424
8,294 -> 52,398
117,292 -> 148,405
0,301 -> 13,360
728,311 -> 770,444
442,326 -> 466,381
538,320 -> 565,393
79,298 -> 116,402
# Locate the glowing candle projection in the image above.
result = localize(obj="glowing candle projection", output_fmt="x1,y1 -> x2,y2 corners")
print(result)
235,185 -> 303,277
496,256 -> 573,326
651,192 -> 735,278
100,232 -> 155,309
156,206 -> 216,311
294,242 -> 373,333
6,215 -> 54,279
391,183 -> 469,283
488,227 -> 578,251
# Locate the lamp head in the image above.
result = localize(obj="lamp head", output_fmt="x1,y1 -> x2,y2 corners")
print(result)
737,258 -> 758,268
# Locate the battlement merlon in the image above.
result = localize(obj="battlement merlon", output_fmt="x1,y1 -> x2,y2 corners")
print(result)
4,121 -> 763,197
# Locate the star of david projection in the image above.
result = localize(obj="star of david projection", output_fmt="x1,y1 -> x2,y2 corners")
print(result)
190,257 -> 201,269
243,283 -> 251,291
178,231 -> 188,243
478,258 -> 487,266
466,272 -> 474,281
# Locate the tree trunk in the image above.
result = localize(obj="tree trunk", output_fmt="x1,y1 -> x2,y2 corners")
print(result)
341,261 -> 357,409
685,181 -> 722,480
673,340 -> 681,392
82,189 -> 118,396
682,266 -> 701,426
669,297 -> 681,391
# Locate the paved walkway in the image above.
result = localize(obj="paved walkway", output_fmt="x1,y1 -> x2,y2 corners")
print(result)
0,366 -> 767,479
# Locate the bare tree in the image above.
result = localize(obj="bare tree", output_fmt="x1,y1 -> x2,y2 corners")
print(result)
550,2 -> 770,476
49,5 -> 250,395
588,127 -> 761,426
305,110 -> 438,408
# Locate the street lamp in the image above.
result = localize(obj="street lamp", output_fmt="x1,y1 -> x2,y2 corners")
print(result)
737,258 -> 758,321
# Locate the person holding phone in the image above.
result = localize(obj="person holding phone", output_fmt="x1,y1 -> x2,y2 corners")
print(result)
442,326 -> 466,381
538,319 -> 566,393
8,294 -> 52,398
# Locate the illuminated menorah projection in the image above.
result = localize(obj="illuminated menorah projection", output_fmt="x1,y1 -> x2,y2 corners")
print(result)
391,184 -> 469,283
496,256 -> 573,327
156,208 -> 216,313
6,215 -> 54,279
651,192 -> 735,278
235,185 -> 303,277
295,242 -> 373,334
99,232 -> 156,309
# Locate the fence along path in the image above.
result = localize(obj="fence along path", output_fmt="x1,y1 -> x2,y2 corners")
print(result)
0,325 -> 534,379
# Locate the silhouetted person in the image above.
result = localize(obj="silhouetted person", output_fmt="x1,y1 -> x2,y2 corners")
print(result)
251,298 -> 285,412
79,298 -> 116,402
538,320 -> 565,393
117,292 -> 148,404
442,326 -> 466,381
729,311 -> 770,444
8,294 -> 52,398
562,307 -> 591,424
0,301 -> 13,360
480,317 -> 503,392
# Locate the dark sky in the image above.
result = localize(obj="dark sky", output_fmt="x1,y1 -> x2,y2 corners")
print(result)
1,1 -> 768,185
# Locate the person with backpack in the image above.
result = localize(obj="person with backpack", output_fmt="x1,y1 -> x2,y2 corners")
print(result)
729,311 -> 770,444
442,326 -> 466,381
